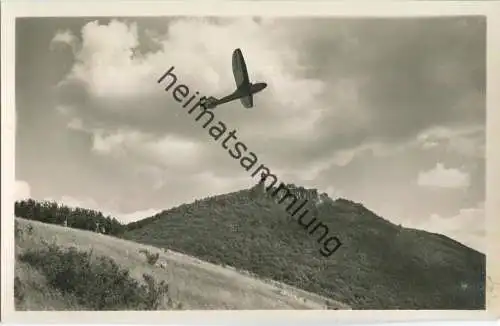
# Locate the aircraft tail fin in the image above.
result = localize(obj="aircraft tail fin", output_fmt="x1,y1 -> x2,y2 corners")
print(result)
250,82 -> 267,94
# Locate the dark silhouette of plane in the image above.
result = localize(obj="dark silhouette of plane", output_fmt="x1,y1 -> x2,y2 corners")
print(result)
200,48 -> 267,110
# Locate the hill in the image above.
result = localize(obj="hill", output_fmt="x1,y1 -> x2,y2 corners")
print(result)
123,182 -> 486,309
14,217 -> 349,310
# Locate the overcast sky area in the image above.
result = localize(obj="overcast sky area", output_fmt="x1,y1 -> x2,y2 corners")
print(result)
15,16 -> 486,252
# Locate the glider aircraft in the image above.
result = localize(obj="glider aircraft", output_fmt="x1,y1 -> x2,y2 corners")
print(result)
200,48 -> 267,110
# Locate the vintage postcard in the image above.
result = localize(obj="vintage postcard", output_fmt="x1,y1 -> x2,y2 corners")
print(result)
2,0 -> 500,324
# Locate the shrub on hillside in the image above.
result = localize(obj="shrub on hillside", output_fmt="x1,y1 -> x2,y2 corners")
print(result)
15,221 -> 34,243
139,249 -> 160,265
14,276 -> 24,305
15,220 -> 23,240
18,244 -> 173,310
142,274 -> 169,309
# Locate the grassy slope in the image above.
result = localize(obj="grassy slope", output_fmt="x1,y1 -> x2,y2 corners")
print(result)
123,187 -> 486,310
15,218 -> 350,310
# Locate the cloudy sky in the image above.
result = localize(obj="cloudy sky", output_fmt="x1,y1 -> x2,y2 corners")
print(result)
15,16 -> 486,252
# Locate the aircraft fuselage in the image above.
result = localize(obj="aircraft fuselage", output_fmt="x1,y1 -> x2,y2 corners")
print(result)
201,48 -> 267,109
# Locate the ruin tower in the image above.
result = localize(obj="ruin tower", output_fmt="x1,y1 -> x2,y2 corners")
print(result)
257,173 -> 267,193
250,173 -> 267,199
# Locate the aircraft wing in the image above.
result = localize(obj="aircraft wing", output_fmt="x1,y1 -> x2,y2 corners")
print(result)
232,48 -> 250,88
232,49 -> 253,108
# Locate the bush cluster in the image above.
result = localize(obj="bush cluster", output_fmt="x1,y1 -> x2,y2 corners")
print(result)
18,244 -> 172,310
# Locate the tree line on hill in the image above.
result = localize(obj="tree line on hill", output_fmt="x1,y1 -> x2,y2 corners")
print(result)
14,199 -> 126,236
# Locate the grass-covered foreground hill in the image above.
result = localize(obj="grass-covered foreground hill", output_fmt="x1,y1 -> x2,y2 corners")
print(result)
14,218 -> 349,310
123,184 -> 486,310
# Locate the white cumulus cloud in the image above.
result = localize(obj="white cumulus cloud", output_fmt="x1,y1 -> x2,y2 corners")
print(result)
15,180 -> 31,201
417,163 -> 470,190
408,201 -> 485,253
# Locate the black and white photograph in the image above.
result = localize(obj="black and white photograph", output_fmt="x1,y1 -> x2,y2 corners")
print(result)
2,0 -> 500,320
